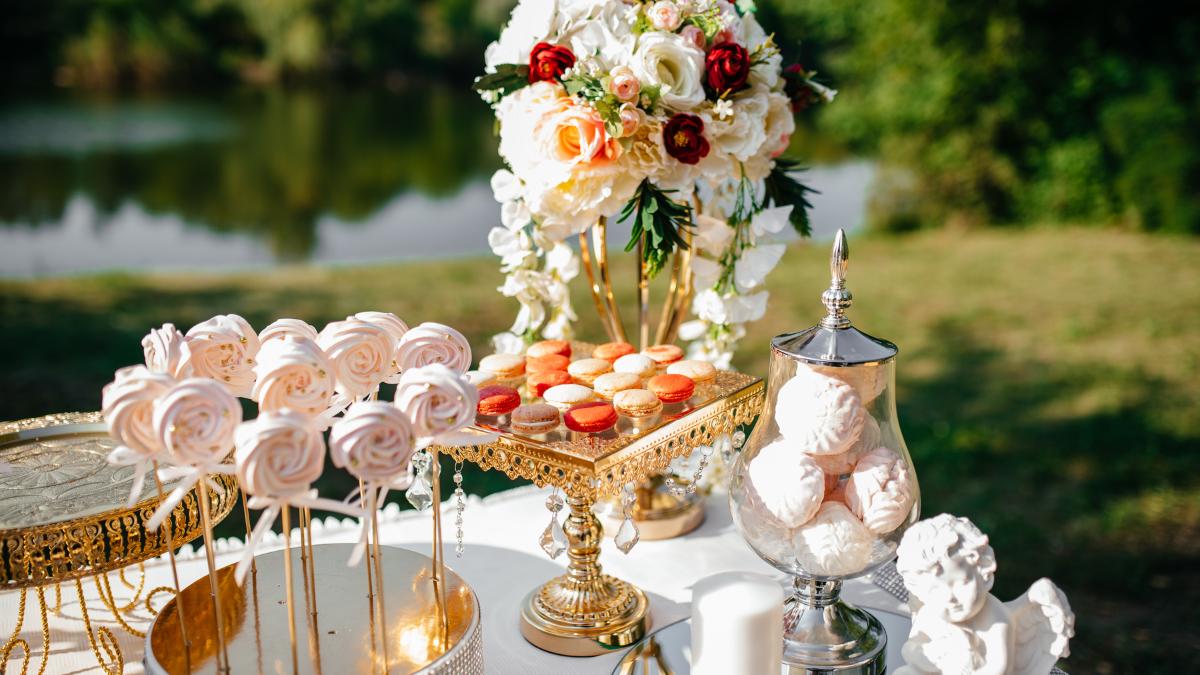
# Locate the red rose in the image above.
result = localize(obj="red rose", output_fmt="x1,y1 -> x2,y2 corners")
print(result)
663,114 -> 710,165
705,43 -> 751,96
528,42 -> 576,83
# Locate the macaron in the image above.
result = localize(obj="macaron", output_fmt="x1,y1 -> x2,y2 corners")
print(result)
543,383 -> 596,412
476,385 -> 522,416
643,344 -> 685,368
612,388 -> 663,418
667,359 -> 717,383
528,340 -> 571,359
592,372 -> 640,400
567,358 -> 613,387
613,353 -> 657,379
528,370 -> 571,397
479,353 -> 526,380
593,341 -> 636,363
563,401 -> 618,433
465,370 -> 496,388
510,403 -> 561,435
526,354 -> 570,374
647,373 -> 695,403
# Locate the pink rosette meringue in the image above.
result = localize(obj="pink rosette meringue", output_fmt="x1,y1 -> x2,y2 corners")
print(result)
394,364 -> 478,441
102,365 -> 176,506
141,323 -> 185,377
810,413 -> 881,478
811,363 -> 887,406
329,402 -> 416,484
179,314 -> 260,397
746,439 -> 826,528
234,410 -> 325,499
791,501 -> 875,576
395,322 -> 472,374
776,367 -> 866,456
153,377 -> 242,466
318,317 -> 394,399
252,336 -> 334,416
845,446 -> 915,535
259,318 -> 319,345
354,311 -> 410,384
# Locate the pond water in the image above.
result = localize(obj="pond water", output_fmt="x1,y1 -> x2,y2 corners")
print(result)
0,86 -> 872,278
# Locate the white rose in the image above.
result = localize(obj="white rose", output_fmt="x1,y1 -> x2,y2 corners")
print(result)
329,401 -> 417,484
484,0 -> 556,71
762,92 -> 796,158
702,87 -> 769,162
235,410 -> 325,499
179,314 -> 260,397
103,365 -> 175,460
395,322 -> 472,374
318,318 -> 394,398
252,336 -> 335,416
153,377 -> 242,466
394,364 -> 479,440
647,1 -> 683,31
142,324 -> 184,377
734,243 -> 786,293
631,32 -> 706,110
258,318 -> 319,345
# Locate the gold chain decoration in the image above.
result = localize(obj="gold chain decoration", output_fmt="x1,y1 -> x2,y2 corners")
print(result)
93,574 -> 146,639
1,587 -> 30,675
144,586 -> 178,616
74,578 -> 123,675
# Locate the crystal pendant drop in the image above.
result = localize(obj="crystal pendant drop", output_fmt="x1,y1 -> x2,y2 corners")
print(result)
614,516 -> 640,554
539,517 -> 567,559
405,451 -> 434,511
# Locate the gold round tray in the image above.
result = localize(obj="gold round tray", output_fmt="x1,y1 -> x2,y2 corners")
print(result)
145,543 -> 484,674
0,412 -> 238,589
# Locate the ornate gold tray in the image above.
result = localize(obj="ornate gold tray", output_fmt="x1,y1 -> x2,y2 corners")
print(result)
0,412 -> 238,589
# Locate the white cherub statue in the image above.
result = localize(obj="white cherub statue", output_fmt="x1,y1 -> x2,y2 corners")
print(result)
893,514 -> 1075,675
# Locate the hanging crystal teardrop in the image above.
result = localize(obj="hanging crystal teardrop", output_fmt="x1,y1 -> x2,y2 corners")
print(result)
539,514 -> 568,559
614,516 -> 640,554
405,450 -> 434,511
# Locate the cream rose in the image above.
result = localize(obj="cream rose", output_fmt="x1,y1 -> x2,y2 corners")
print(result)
259,318 -> 319,345
103,365 -> 176,459
329,401 -> 417,484
394,364 -> 478,440
142,324 -> 184,377
395,322 -> 472,374
235,410 -> 325,499
179,314 -> 260,397
762,92 -> 796,158
631,32 -> 706,110
647,1 -> 683,31
318,318 -> 394,398
252,336 -> 335,416
153,377 -> 242,466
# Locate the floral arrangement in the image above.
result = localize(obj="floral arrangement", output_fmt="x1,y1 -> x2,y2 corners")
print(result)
476,0 -> 834,365
102,314 -> 488,580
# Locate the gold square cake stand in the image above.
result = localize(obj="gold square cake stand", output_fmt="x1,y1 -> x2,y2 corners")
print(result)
437,353 -> 765,657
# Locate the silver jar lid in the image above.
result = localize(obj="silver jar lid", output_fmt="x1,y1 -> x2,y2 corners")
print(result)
771,229 -> 898,366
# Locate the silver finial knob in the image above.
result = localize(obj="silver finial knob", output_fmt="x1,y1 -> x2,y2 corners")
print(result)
820,229 -> 853,329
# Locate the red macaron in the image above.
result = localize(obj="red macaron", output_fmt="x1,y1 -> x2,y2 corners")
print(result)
563,401 -> 618,433
528,370 -> 571,397
476,385 -> 522,416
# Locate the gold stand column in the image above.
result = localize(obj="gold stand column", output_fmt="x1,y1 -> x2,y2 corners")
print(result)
519,490 -> 648,656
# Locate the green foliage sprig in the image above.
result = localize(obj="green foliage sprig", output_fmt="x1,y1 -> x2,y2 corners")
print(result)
563,72 -> 624,136
621,179 -> 694,279
472,64 -> 531,99
762,158 -> 816,236
683,8 -> 726,39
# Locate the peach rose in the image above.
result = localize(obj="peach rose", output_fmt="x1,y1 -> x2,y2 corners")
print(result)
647,1 -> 682,31
539,98 -> 622,168
609,66 -> 641,103
619,104 -> 642,137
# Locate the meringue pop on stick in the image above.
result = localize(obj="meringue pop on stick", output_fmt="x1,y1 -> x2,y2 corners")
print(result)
252,336 -> 335,417
396,322 -> 472,374
178,313 -> 261,397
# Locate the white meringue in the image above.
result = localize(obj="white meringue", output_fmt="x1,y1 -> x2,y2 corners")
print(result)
329,402 -> 417,484
810,413 -> 881,477
252,336 -> 335,416
811,363 -> 887,406
792,501 -> 875,576
776,367 -> 866,456
259,318 -> 319,345
153,377 -> 242,466
746,439 -> 825,528
354,311 -> 410,383
179,314 -> 260,397
102,365 -> 175,459
396,322 -> 472,374
318,318 -> 394,398
394,364 -> 478,440
141,324 -> 185,377
235,410 -> 325,499
845,447 -> 915,535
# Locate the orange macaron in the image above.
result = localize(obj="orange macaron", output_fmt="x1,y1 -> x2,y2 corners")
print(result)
476,385 -> 522,416
643,344 -> 685,367
593,341 -> 636,363
647,373 -> 695,403
526,354 -> 571,374
527,340 -> 572,359
563,401 -> 618,433
528,370 -> 571,397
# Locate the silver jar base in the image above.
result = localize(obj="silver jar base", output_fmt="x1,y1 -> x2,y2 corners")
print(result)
782,578 -> 887,674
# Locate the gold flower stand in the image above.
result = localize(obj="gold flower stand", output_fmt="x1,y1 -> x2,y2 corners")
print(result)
0,412 -> 238,675
438,352 -> 765,657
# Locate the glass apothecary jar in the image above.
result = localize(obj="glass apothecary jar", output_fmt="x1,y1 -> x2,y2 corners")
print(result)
729,230 -> 920,673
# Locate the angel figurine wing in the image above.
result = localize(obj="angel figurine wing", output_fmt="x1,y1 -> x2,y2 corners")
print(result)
1004,578 -> 1075,675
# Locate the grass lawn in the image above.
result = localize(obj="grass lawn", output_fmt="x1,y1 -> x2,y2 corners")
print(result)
2,228 -> 1197,672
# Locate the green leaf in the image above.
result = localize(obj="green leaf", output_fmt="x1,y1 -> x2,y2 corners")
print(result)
620,179 -> 694,279
473,64 -> 532,99
762,158 -> 817,237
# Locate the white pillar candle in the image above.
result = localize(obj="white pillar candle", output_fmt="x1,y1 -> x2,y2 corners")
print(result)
691,571 -> 784,675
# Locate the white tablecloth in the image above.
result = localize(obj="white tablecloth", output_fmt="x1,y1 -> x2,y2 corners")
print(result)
1,486 -> 909,674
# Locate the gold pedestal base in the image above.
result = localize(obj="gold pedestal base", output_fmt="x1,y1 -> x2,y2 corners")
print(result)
519,578 -> 649,657
599,478 -> 706,541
